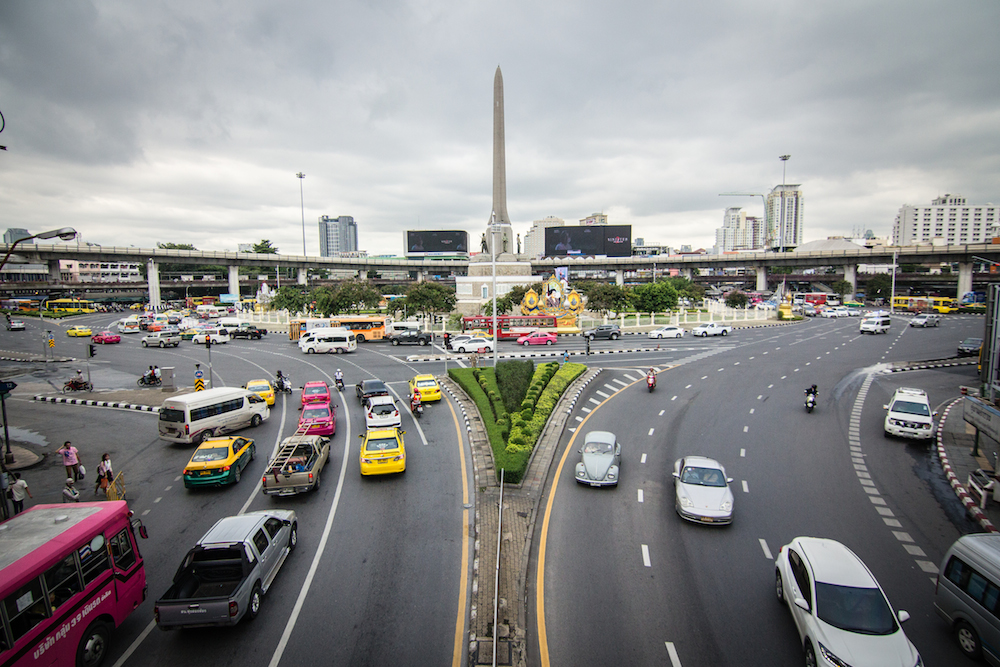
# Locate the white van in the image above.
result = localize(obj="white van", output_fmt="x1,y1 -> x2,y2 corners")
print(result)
387,322 -> 422,336
935,534 -> 1000,664
158,387 -> 270,444
301,330 -> 357,354
860,316 -> 891,334
217,317 -> 242,333
192,327 -> 231,345
298,327 -> 349,350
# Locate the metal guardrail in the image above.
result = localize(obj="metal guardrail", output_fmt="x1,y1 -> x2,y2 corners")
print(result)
105,472 -> 126,501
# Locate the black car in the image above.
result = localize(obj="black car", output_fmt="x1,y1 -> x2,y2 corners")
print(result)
389,330 -> 433,346
958,337 -> 983,357
356,378 -> 390,405
582,324 -> 621,341
231,325 -> 265,340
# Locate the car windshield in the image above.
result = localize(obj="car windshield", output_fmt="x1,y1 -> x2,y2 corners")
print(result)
815,583 -> 897,635
303,407 -> 330,419
247,382 -> 269,392
304,386 -> 328,396
583,439 -> 613,455
417,380 -> 437,388
364,382 -> 387,393
191,447 -> 230,462
681,466 -> 726,487
891,400 -> 930,417
963,338 -> 983,346
159,408 -> 185,423
365,437 -> 398,452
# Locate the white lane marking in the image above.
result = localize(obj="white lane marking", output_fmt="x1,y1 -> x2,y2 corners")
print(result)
768,384 -> 773,388
665,642 -> 682,667
575,416 -> 584,422
589,397 -> 601,405
780,376 -> 787,380
141,509 -> 150,516
759,539 -> 773,560
743,426 -> 748,433
671,395 -> 677,401
648,428 -> 655,436
733,361 -> 740,365
174,475 -> 181,482
748,356 -> 755,360
153,497 -> 162,503
612,378 -> 629,387
658,410 -> 665,416
624,374 -> 639,382
757,395 -> 763,400
701,376 -> 708,380
749,408 -> 755,414
164,485 -> 172,491
388,385 -> 428,445
717,368 -> 724,372
740,448 -> 745,457
641,453 -> 647,463
641,544 -> 651,567
742,480 -> 749,493
582,407 -> 591,413
603,383 -> 619,393
637,489 -> 644,503
568,427 -> 576,433
595,390 -> 609,398
109,620 -> 157,667
685,384 -> 692,389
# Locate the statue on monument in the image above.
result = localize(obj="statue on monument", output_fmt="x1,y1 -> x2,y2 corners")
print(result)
503,234 -> 508,253
517,234 -> 521,254
481,233 -> 488,253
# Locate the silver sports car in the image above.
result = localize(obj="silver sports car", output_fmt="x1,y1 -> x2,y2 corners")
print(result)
575,431 -> 621,487
672,456 -> 734,524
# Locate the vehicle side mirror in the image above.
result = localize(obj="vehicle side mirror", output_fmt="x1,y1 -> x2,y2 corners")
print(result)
882,404 -> 889,410
400,430 -> 406,435
726,478 -> 734,483
793,597 -> 810,612
897,610 -> 910,623
578,449 -> 582,454
933,411 -> 939,418
358,434 -> 364,439
283,519 -> 291,526
672,472 -> 680,479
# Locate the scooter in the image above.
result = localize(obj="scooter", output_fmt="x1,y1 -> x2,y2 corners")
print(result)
647,373 -> 656,393
136,375 -> 161,388
64,378 -> 94,392
411,399 -> 424,419
335,378 -> 345,392
275,376 -> 292,394
805,392 -> 816,413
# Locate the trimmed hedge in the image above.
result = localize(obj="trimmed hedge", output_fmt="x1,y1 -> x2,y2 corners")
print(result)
495,360 -> 534,413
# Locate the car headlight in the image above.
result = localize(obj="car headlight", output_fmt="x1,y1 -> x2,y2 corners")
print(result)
818,642 -> 850,667
720,500 -> 732,512
679,495 -> 693,508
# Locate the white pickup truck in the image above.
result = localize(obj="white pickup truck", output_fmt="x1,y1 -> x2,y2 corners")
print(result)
691,322 -> 732,337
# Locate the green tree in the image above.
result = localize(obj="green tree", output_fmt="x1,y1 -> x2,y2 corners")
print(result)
865,274 -> 893,299
252,240 -> 278,254
725,291 -> 750,308
404,282 -> 457,319
664,276 -> 705,303
830,280 -> 853,297
335,281 -> 383,313
585,283 -> 632,315
269,285 -> 309,312
630,281 -> 679,312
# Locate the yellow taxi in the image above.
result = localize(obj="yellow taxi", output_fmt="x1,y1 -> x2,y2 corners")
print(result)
183,436 -> 256,488
244,379 -> 276,406
408,374 -> 441,402
359,427 -> 406,476
66,325 -> 93,337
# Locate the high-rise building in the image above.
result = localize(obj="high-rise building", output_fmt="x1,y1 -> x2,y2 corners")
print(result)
318,216 -> 358,257
580,213 -> 608,226
892,194 -> 999,245
522,216 -> 565,259
766,185 -> 803,250
3,228 -> 31,244
715,208 -> 766,252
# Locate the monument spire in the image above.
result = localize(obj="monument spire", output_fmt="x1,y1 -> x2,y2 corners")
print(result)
489,66 -> 513,256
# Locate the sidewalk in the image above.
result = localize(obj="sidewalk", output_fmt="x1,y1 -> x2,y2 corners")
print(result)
937,396 -> 1000,532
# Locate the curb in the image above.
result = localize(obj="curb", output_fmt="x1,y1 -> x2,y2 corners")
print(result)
406,344 -> 734,363
936,397 -> 998,533
889,358 -> 977,373
0,356 -> 75,363
32,395 -> 160,413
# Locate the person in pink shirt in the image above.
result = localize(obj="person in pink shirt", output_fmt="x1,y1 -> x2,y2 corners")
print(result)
57,441 -> 81,481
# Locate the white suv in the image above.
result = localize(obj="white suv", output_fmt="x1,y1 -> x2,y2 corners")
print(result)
883,387 -> 936,440
192,328 -> 230,345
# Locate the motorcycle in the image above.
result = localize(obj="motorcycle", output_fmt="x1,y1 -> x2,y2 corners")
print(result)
335,378 -> 345,392
646,373 -> 656,393
275,375 -> 292,394
137,374 -> 162,387
411,398 -> 424,419
63,378 -> 93,393
805,392 -> 816,413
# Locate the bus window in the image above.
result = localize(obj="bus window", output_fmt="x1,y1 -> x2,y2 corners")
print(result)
78,535 -> 110,585
44,554 -> 83,611
110,529 -> 137,571
4,577 -> 48,642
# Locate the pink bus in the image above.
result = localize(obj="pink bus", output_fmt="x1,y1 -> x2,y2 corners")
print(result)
0,502 -> 148,667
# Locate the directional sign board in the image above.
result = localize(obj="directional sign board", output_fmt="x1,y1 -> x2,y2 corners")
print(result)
0,381 -> 17,393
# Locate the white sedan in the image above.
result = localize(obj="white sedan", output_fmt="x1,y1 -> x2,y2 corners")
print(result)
647,325 -> 685,339
775,537 -> 921,667
672,456 -> 734,524
454,336 -> 494,353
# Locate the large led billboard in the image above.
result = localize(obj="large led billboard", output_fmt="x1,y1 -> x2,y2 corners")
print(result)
404,230 -> 469,256
543,225 -> 632,257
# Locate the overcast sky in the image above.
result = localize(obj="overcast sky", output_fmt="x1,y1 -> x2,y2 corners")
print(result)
1,1 -> 998,257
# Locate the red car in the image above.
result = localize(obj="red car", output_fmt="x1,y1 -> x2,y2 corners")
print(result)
298,401 -> 336,436
516,330 -> 557,346
301,381 -> 331,407
91,331 -> 121,344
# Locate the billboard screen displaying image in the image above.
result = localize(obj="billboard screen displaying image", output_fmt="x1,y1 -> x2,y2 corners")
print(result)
543,225 -> 632,257
405,230 -> 469,256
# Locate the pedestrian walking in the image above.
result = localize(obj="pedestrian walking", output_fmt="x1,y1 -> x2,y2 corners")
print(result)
62,478 -> 80,503
57,441 -> 81,481
9,473 -> 32,514
95,453 -> 113,496
563,349 -> 569,363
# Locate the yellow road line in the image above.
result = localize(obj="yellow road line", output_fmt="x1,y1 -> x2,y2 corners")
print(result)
447,396 -> 471,667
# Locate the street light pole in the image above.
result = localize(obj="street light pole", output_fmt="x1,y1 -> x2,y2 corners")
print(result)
296,172 -> 306,256
0,227 -> 78,273
490,211 -> 499,368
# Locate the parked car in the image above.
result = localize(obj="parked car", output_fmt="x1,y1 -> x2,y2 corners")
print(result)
775,537 -> 920,667
297,401 -> 336,436
6,319 -> 25,331
359,427 -> 406,475
301,381 -> 331,407
141,331 -> 182,348
409,374 -> 442,402
388,330 -> 434,346
958,337 -> 983,357
66,326 -> 93,337
582,324 -> 621,341
647,325 -> 685,339
244,379 -> 275,406
366,395 -> 402,429
183,436 -> 256,488
92,331 -> 121,344
516,330 -> 558,346
910,314 -> 941,327
574,431 -> 621,487
672,456 -> 734,524
454,336 -> 494,353
356,378 -> 390,405
883,387 -> 936,440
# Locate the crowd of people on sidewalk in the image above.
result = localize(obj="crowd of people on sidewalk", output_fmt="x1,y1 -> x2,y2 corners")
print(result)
4,441 -> 115,516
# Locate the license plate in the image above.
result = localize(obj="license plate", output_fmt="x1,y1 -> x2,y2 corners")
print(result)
590,482 -> 601,487
700,516 -> 714,523
200,470 -> 212,476
378,459 -> 388,464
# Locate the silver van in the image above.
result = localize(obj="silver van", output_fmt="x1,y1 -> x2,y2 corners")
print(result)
935,533 -> 1000,664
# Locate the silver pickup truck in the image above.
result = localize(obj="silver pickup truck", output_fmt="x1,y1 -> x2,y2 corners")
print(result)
154,509 -> 297,629
261,434 -> 330,496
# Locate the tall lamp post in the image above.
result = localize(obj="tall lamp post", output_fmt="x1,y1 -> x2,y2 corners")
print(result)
779,155 -> 790,251
296,172 -> 306,256
490,211 -> 499,368
0,227 -> 78,273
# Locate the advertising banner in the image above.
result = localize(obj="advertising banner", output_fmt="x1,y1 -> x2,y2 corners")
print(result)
405,230 -> 469,256
543,225 -> 632,257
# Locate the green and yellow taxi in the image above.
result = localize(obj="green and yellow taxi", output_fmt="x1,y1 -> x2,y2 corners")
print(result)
359,427 -> 406,476
66,325 -> 93,337
408,374 -> 441,402
183,436 -> 256,488
244,379 -> 276,406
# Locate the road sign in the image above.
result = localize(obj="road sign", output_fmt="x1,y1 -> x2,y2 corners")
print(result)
194,379 -> 205,391
48,339 -> 55,348
0,381 -> 16,393
194,370 -> 204,379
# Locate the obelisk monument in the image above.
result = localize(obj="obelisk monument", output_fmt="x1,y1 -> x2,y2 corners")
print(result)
488,65 -> 514,257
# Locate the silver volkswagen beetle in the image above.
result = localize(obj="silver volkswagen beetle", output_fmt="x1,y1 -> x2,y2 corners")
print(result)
575,431 -> 621,487
672,456 -> 734,524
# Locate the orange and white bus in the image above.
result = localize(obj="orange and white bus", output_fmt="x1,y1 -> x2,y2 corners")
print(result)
289,315 -> 389,342
0,501 -> 148,667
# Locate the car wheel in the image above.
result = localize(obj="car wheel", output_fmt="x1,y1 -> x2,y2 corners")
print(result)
775,569 -> 785,602
721,330 -> 728,336
159,341 -> 165,348
392,339 -> 399,346
458,347 -> 467,353
804,642 -> 817,667
611,333 -> 619,340
250,444 -> 256,461
76,620 -> 110,667
313,472 -> 321,492
288,522 -> 298,551
306,348 -> 314,354
251,414 -> 262,427
234,466 -> 241,483
546,340 -> 553,345
656,334 -> 663,339
194,430 -> 210,445
883,430 -> 890,438
522,340 -> 528,346
247,583 -> 262,621
141,341 -> 148,347
356,334 -> 365,343
956,620 -> 982,659
586,334 -> 594,341
419,339 -> 427,346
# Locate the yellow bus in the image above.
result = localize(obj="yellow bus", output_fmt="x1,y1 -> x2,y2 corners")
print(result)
289,315 -> 389,342
43,298 -> 97,313
891,296 -> 959,313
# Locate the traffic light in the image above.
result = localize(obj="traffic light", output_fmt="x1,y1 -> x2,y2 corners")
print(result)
205,336 -> 212,349
88,344 -> 96,358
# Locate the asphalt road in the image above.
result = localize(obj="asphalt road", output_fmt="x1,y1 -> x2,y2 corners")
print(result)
528,315 -> 986,667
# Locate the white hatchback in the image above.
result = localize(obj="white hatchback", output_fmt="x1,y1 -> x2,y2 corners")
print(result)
775,537 -> 921,667
365,395 -> 401,429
